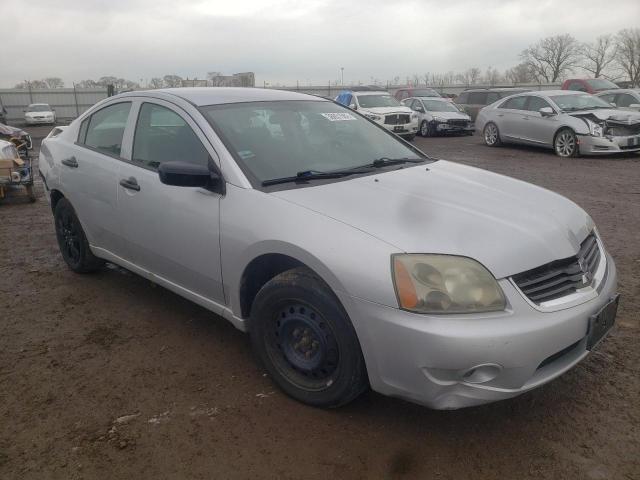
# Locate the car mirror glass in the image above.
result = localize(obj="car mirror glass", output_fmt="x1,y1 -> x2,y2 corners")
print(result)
539,107 -> 555,117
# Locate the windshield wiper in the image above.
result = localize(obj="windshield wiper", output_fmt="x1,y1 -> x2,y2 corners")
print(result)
262,169 -> 361,187
349,157 -> 425,170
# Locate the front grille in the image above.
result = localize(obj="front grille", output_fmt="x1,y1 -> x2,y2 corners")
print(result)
512,233 -> 601,304
384,114 -> 410,125
447,119 -> 468,127
606,123 -> 640,136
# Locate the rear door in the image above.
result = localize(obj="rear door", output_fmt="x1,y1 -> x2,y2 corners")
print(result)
60,101 -> 134,256
116,99 -> 225,304
466,91 -> 487,120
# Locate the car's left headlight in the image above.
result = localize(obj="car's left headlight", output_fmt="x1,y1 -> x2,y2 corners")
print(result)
392,254 -> 506,314
364,113 -> 382,121
432,116 -> 448,123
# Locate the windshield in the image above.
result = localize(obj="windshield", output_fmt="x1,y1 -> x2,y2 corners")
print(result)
357,95 -> 402,108
27,104 -> 51,112
412,89 -> 440,97
548,94 -> 612,111
200,100 -> 427,186
586,79 -> 618,91
422,100 -> 460,112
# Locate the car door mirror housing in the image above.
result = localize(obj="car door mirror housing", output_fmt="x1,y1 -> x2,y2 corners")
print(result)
629,104 -> 640,108
539,107 -> 555,117
349,103 -> 357,110
158,161 -> 225,194
610,102 -> 617,107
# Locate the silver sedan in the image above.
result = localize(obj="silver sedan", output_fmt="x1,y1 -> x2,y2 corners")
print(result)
39,88 -> 618,409
476,90 -> 640,157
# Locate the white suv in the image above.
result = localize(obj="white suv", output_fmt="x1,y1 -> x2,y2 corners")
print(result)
335,90 -> 419,140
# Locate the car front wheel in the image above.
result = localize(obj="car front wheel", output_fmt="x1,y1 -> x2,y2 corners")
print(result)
554,128 -> 578,157
250,267 -> 368,408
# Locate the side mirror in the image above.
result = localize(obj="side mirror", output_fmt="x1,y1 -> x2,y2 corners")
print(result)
539,107 -> 555,117
158,161 -> 225,194
610,102 -> 617,107
629,104 -> 640,109
348,103 -> 357,110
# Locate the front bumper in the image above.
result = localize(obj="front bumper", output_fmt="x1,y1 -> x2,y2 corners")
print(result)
578,133 -> 640,155
434,121 -> 475,134
25,117 -> 54,125
349,253 -> 618,409
376,120 -> 419,136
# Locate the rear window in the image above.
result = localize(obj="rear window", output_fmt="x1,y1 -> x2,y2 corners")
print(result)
81,102 -> 131,157
586,79 -> 618,91
467,92 -> 487,105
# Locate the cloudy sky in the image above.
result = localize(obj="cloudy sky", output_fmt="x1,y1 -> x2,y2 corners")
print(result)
2,0 -> 638,87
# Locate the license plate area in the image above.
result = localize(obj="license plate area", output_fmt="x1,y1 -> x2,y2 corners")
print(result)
627,136 -> 640,147
587,295 -> 619,350
393,126 -> 405,132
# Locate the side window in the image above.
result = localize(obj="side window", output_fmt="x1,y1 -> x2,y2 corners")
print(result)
617,93 -> 636,107
467,92 -> 488,105
568,82 -> 586,92
486,92 -> 500,104
399,91 -> 408,100
526,96 -> 552,112
500,96 -> 527,110
456,92 -> 468,104
82,102 -> 131,156
132,103 -> 210,171
600,93 -> 616,105
77,117 -> 89,143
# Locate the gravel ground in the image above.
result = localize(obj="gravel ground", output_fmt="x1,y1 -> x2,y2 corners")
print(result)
1,126 -> 639,480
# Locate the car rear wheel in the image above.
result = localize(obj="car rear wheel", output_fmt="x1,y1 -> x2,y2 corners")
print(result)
250,267 -> 368,408
54,198 -> 104,273
554,128 -> 578,157
483,122 -> 501,146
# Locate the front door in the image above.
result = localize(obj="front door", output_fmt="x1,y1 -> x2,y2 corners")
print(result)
117,100 -> 225,304
520,96 -> 559,146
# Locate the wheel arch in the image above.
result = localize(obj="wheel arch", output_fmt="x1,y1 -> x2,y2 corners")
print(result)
49,188 -> 65,212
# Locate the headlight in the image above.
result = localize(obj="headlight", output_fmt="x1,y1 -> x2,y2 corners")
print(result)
432,116 -> 447,123
586,119 -> 604,137
364,113 -> 382,121
392,254 -> 506,314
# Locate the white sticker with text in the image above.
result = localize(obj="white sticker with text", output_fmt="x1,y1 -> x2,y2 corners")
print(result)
320,112 -> 357,121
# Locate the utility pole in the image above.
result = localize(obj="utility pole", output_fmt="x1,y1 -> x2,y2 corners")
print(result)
341,67 -> 344,86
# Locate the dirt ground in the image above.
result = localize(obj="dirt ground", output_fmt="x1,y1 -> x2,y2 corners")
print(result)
1,125 -> 639,480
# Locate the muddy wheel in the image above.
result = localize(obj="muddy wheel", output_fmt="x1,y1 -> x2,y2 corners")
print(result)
54,198 -> 104,273
554,128 -> 578,157
250,267 -> 368,408
483,122 -> 502,146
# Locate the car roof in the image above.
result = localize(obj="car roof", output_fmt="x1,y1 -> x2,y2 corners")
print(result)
352,91 -> 391,96
28,103 -> 51,106
118,87 -> 327,106
462,87 -> 531,93
596,88 -> 640,94
407,96 -> 449,102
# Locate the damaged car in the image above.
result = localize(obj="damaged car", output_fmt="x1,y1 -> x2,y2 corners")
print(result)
476,90 -> 640,157
402,97 -> 474,137
0,123 -> 33,160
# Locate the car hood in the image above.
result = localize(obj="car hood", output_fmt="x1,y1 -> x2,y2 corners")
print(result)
569,109 -> 640,123
361,106 -> 413,115
0,123 -> 28,136
429,111 -> 471,121
272,160 -> 593,279
25,111 -> 52,117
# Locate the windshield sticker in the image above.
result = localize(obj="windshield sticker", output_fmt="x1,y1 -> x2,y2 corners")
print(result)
237,150 -> 256,160
320,112 -> 357,121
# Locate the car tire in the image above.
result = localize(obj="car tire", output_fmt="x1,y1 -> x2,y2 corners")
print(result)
483,122 -> 502,147
249,267 -> 368,408
54,198 -> 104,273
554,128 -> 579,157
421,120 -> 435,137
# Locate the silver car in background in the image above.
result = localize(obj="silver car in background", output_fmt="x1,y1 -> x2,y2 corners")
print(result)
596,89 -> 640,112
39,88 -> 618,410
402,97 -> 474,137
476,90 -> 640,157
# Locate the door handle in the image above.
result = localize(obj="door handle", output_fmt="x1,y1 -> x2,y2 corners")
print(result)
119,177 -> 140,191
522,116 -> 530,120
61,156 -> 78,168
496,113 -> 504,117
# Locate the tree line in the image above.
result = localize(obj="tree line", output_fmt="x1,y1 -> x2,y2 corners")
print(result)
406,28 -> 639,87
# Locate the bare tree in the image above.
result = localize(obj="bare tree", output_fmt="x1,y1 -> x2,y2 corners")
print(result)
77,79 -> 99,88
615,28 -> 640,86
96,76 -> 118,87
43,77 -> 64,88
483,67 -> 502,86
581,35 -> 617,78
148,77 -> 164,89
163,74 -> 183,88
505,63 -> 536,84
520,34 -> 580,82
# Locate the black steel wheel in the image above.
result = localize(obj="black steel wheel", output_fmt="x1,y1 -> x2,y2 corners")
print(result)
54,198 -> 104,273
250,267 -> 368,407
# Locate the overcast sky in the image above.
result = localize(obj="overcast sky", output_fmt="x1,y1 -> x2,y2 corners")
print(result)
2,0 -> 638,87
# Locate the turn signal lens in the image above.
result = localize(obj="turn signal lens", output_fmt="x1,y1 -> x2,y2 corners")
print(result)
393,257 -> 418,309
